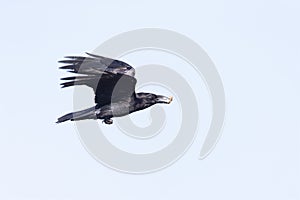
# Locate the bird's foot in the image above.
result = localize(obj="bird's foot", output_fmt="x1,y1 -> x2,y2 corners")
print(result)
102,118 -> 113,125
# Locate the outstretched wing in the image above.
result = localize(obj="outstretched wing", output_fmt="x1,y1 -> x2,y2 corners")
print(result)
59,52 -> 137,106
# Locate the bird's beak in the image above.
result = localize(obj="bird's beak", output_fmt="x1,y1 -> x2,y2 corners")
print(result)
168,96 -> 173,104
156,96 -> 173,104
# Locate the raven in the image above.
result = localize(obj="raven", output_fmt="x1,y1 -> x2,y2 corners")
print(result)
57,52 -> 173,124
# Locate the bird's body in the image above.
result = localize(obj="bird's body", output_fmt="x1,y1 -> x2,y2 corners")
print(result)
57,52 -> 172,124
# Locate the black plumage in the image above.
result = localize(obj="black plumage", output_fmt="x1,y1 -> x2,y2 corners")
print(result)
57,52 -> 173,124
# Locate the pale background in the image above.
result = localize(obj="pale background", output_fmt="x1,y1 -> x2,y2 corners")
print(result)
0,0 -> 299,200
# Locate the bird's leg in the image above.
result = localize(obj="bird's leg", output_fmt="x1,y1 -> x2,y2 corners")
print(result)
102,118 -> 113,125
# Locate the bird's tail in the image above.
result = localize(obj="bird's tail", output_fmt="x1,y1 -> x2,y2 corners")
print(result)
56,106 -> 97,123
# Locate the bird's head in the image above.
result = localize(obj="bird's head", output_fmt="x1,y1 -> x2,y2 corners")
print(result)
136,93 -> 173,108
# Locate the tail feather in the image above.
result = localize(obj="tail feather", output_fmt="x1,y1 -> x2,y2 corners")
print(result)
56,106 -> 97,123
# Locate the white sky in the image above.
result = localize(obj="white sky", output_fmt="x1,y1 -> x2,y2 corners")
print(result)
0,0 -> 299,200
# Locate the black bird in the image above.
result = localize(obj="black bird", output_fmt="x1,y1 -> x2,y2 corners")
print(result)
57,52 -> 173,124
